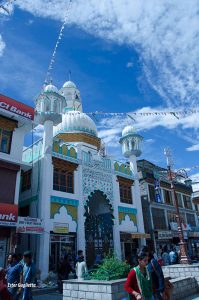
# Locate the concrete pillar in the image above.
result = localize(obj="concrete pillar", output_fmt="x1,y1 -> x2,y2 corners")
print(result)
129,155 -> 145,246
38,120 -> 53,280
112,176 -> 122,259
76,165 -> 86,255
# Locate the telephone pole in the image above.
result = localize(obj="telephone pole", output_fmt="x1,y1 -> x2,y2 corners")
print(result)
164,148 -> 191,264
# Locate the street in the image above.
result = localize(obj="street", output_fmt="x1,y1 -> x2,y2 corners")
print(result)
34,291 -> 62,300
32,292 -> 199,300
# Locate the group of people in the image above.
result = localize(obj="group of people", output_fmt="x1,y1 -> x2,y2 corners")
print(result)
159,247 -> 179,266
125,247 -> 173,300
0,251 -> 36,300
57,249 -> 88,293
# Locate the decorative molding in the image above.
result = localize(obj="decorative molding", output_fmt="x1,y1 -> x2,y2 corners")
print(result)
50,195 -> 79,207
118,206 -> 137,214
82,160 -> 113,204
56,133 -> 101,150
52,152 -> 79,164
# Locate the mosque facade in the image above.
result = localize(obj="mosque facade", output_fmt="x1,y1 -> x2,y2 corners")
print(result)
19,80 -> 147,279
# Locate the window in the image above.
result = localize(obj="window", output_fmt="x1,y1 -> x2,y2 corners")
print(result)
163,189 -> 173,205
19,205 -> 30,217
0,129 -> 12,154
195,204 -> 198,212
183,195 -> 192,209
152,208 -> 167,230
186,213 -> 196,227
176,193 -> 183,207
119,183 -> 132,204
21,170 -> 32,192
53,168 -> 74,193
148,185 -> 156,202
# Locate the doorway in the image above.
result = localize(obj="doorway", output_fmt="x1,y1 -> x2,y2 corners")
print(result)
85,190 -> 114,267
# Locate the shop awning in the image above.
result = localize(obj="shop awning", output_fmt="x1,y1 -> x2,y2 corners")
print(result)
189,231 -> 199,238
131,233 -> 151,239
120,232 -> 151,241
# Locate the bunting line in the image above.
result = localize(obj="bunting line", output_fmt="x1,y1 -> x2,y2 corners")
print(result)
45,0 -> 72,83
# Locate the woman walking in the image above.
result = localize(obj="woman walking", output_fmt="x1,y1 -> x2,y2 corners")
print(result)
125,251 -> 153,300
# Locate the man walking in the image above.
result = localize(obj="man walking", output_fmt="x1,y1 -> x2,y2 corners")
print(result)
6,253 -> 23,300
20,251 -> 36,300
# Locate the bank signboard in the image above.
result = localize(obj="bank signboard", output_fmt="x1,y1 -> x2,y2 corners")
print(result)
0,94 -> 34,121
0,203 -> 18,226
17,217 -> 44,234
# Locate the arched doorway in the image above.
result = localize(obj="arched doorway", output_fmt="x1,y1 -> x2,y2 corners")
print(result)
84,190 -> 114,267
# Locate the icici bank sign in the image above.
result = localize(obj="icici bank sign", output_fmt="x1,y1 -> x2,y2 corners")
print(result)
0,94 -> 34,120
0,203 -> 18,227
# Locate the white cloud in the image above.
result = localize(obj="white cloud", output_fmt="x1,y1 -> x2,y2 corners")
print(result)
119,215 -> 137,233
126,62 -> 133,68
33,124 -> 44,138
186,144 -> 199,152
51,205 -> 77,232
0,35 -> 5,57
10,0 -> 199,108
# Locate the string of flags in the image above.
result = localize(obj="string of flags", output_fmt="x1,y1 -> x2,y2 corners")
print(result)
45,0 -> 72,83
87,109 -> 199,119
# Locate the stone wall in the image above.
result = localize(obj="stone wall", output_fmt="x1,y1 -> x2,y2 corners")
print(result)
63,276 -> 199,300
163,264 -> 199,285
63,279 -> 128,300
171,277 -> 198,300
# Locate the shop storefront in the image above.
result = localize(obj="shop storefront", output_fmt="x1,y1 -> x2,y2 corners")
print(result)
0,203 -> 18,266
154,230 -> 173,252
120,232 -> 150,262
49,233 -> 76,271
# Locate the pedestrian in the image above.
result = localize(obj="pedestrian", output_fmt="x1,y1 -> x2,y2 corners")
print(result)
0,267 -> 12,300
6,253 -> 23,300
124,250 -> 153,300
75,250 -> 88,281
57,255 -> 73,293
148,253 -> 165,300
162,247 -> 170,266
19,251 -> 36,300
169,248 -> 178,265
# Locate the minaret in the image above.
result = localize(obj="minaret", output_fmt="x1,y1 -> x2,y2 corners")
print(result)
59,80 -> 83,112
119,125 -> 145,246
35,83 -> 65,279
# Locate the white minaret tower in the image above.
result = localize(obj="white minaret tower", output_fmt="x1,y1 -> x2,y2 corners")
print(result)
35,83 -> 65,279
119,125 -> 145,246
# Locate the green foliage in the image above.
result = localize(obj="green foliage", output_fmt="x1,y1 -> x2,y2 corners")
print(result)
87,254 -> 130,281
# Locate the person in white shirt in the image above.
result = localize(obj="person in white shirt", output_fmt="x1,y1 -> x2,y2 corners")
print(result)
75,250 -> 88,280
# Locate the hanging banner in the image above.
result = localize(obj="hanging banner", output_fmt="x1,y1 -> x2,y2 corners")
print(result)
17,217 -> 44,234
154,178 -> 162,203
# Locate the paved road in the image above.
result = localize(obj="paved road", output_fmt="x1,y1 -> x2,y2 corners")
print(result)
34,291 -> 62,300
33,292 -> 199,300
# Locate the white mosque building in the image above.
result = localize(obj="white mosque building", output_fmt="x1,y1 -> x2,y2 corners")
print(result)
19,80 -> 147,279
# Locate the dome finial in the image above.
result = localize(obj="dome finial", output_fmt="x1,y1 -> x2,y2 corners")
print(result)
69,70 -> 71,81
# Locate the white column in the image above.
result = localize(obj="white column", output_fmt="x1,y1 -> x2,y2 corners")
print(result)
130,155 -> 145,246
38,120 -> 53,280
112,176 -> 122,259
14,170 -> 21,205
76,164 -> 86,255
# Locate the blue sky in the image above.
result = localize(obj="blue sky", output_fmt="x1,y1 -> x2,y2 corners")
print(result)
1,1 -> 199,180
